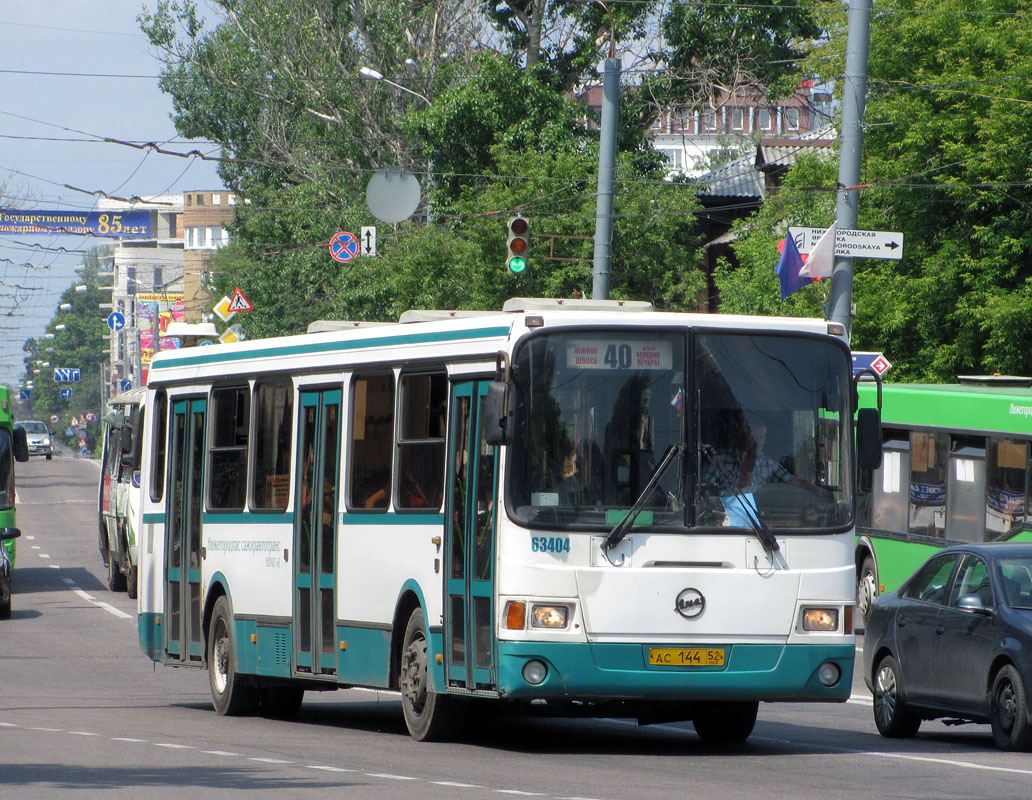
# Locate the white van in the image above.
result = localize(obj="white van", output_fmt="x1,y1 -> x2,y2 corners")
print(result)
98,388 -> 145,598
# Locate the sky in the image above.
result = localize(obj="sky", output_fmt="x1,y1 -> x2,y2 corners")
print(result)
0,1 -> 223,386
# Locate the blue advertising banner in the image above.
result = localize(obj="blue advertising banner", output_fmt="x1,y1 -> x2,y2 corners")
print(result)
0,209 -> 151,237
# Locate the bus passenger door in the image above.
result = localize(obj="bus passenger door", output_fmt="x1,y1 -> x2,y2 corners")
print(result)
165,398 -> 206,664
444,381 -> 498,692
293,389 -> 341,678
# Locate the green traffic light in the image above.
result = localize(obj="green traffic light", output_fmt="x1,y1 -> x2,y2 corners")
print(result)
508,256 -> 527,274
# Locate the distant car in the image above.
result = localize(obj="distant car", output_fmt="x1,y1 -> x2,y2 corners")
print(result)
14,421 -> 53,459
863,543 -> 1032,751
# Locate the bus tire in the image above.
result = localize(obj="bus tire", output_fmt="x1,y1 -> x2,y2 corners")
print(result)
399,607 -> 464,741
107,551 -> 126,593
873,655 -> 920,738
857,555 -> 877,631
126,564 -> 138,600
692,701 -> 758,744
990,665 -> 1032,751
260,686 -> 304,719
208,596 -> 258,716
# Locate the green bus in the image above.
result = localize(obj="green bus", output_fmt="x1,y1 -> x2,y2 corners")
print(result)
1,386 -> 30,619
855,378 -> 1032,625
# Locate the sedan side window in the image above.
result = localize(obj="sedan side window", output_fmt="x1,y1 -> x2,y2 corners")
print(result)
949,555 -> 992,608
903,553 -> 959,606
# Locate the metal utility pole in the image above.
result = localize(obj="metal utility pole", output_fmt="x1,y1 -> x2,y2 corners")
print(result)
828,0 -> 874,339
592,57 -> 620,301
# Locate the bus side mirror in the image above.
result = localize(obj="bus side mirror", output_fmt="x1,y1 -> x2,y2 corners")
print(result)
12,428 -> 28,463
483,381 -> 511,447
857,408 -> 882,471
119,425 -> 134,467
0,527 -> 21,542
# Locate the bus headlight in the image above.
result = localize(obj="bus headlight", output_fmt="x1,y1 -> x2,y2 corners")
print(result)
802,608 -> 839,631
531,604 -> 569,629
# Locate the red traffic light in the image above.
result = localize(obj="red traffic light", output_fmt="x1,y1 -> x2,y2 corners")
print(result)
509,217 -> 529,236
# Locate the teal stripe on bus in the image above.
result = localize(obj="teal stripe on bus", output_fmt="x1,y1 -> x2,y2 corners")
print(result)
143,511 -> 442,525
203,512 -> 294,524
340,513 -> 445,526
149,325 -> 513,372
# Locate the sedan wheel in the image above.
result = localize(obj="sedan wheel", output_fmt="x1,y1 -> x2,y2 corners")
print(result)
990,665 -> 1032,751
873,655 -> 921,738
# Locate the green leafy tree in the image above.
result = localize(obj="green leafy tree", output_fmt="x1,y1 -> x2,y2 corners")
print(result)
719,0 -> 1032,380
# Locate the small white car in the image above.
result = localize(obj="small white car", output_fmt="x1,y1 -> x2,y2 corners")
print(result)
14,421 -> 53,460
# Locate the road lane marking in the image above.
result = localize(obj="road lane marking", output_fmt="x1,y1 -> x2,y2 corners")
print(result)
72,588 -> 133,620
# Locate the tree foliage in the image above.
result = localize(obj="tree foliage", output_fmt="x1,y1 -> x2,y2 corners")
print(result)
720,0 -> 1032,380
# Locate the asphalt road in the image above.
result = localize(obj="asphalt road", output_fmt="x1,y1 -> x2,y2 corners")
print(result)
3,455 -> 1032,799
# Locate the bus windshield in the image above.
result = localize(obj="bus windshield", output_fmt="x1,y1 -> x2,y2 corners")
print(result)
507,329 -> 852,532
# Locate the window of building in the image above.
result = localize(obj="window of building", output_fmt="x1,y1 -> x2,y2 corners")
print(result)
212,194 -> 221,205
758,108 -> 773,131
195,194 -> 205,206
731,108 -> 745,130
348,373 -> 395,510
208,386 -> 250,511
154,267 -> 163,289
658,149 -> 683,171
252,382 -> 293,510
675,105 -> 691,132
397,373 -> 447,510
785,108 -> 800,131
126,267 -> 137,295
703,110 -> 716,132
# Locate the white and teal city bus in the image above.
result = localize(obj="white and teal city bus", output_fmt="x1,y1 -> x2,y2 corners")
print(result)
136,298 -> 876,742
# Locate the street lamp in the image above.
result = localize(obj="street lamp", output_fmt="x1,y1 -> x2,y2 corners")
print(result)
359,66 -> 431,106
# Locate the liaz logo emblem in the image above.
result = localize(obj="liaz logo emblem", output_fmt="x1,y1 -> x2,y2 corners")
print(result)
675,588 -> 705,619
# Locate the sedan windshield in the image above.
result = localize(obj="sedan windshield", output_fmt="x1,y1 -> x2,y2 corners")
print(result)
506,328 -> 852,532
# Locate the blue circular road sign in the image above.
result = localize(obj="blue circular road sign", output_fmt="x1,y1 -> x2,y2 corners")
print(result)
107,311 -> 126,331
329,231 -> 360,263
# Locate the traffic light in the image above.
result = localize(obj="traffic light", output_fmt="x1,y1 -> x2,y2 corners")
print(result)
506,216 -> 529,273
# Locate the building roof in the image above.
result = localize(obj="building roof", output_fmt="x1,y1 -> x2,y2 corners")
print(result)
693,155 -> 765,199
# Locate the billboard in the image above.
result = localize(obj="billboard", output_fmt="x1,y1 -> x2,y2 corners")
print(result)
137,293 -> 186,367
0,209 -> 151,237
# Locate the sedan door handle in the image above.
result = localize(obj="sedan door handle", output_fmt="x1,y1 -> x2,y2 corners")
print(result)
896,618 -> 907,628
935,625 -> 946,635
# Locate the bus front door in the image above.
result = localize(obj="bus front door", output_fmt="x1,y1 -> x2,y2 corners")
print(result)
166,398 -> 206,664
444,381 -> 498,692
293,389 -> 341,678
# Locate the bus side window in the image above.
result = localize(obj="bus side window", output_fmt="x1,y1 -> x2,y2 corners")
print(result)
251,381 -> 293,510
208,386 -> 250,511
349,373 -> 395,510
150,390 -> 168,502
396,372 -> 446,511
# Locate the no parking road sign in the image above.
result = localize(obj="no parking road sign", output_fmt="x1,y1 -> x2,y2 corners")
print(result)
329,231 -> 359,263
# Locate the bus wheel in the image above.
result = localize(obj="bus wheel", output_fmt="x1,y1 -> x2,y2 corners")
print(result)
106,552 -> 126,593
399,607 -> 463,741
990,665 -> 1032,751
208,596 -> 258,716
260,686 -> 304,719
126,564 -> 138,600
857,556 -> 877,630
692,701 -> 758,744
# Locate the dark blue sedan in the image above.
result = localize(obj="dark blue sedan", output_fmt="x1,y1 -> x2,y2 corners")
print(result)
863,543 -> 1032,751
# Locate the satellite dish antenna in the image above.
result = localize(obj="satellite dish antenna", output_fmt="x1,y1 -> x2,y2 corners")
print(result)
366,167 -> 422,223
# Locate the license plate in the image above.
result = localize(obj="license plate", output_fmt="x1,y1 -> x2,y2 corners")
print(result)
648,647 -> 725,667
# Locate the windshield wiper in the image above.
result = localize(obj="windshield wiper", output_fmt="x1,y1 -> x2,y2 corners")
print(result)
699,444 -> 780,556
602,444 -> 682,553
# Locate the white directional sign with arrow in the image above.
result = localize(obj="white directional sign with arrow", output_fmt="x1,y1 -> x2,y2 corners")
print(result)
360,226 -> 377,257
789,227 -> 904,260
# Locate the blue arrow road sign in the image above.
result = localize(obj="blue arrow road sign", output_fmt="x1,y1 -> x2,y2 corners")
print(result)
60,388 -> 73,400
852,351 -> 892,377
107,311 -> 126,331
118,379 -> 132,392
54,368 -> 81,383
19,389 -> 30,401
